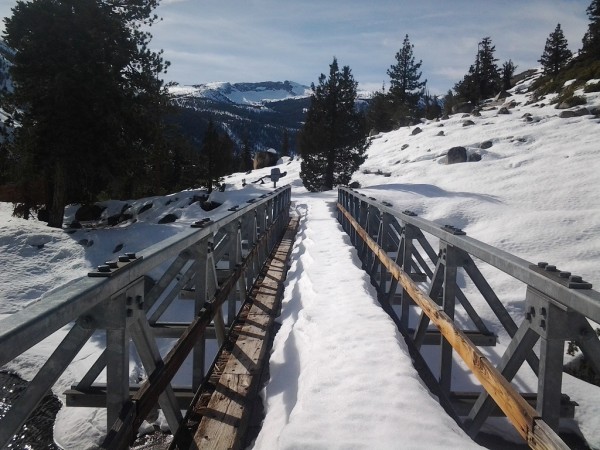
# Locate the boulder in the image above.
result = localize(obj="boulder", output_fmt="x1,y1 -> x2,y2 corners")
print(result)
494,90 -> 512,101
411,127 -> 422,136
447,147 -> 467,164
138,203 -> 153,215
158,213 -> 178,224
462,120 -> 475,127
453,102 -> 473,114
401,144 -> 409,150
498,107 -> 511,115
253,149 -> 279,169
480,140 -> 493,149
436,130 -> 445,136
75,204 -> 105,221
559,108 -> 590,118
468,153 -> 482,162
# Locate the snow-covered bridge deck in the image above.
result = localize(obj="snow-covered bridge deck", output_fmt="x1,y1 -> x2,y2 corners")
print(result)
252,194 -> 482,449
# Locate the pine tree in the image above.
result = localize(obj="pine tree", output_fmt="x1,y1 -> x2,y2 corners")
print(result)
281,128 -> 290,157
501,60 -> 517,90
299,58 -> 369,192
476,37 -> 501,100
387,34 -> 427,121
454,37 -> 501,104
200,120 -> 233,193
366,86 -> 394,133
582,0 -> 600,59
2,0 -> 169,227
239,135 -> 254,172
539,24 -> 573,75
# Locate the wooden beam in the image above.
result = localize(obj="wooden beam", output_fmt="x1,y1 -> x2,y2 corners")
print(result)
449,392 -> 575,418
337,203 -> 569,450
181,217 -> 298,450
65,386 -> 195,410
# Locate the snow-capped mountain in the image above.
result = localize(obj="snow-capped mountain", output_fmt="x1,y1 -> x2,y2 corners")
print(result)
169,80 -> 310,106
170,80 -> 311,154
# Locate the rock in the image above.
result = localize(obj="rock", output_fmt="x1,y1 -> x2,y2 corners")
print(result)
411,127 -> 422,135
68,221 -> 82,229
559,108 -> 591,118
461,113 -> 470,118
349,181 -> 361,188
158,213 -> 178,224
468,153 -> 482,162
462,120 -> 475,127
401,144 -> 409,150
113,243 -> 124,253
471,110 -> 481,117
453,102 -> 473,114
200,201 -> 222,212
480,140 -> 493,149
37,209 -> 49,222
497,107 -> 511,115
437,130 -> 445,136
441,114 -> 450,120
107,214 -> 121,226
253,149 -> 279,169
494,90 -> 512,101
138,203 -> 153,215
75,204 -> 105,221
447,146 -> 467,164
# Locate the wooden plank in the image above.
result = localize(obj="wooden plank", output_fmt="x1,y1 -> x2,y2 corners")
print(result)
188,217 -> 299,450
337,204 -> 568,450
449,392 -> 575,418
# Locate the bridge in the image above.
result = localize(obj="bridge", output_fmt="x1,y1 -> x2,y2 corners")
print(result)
1,184 -> 599,449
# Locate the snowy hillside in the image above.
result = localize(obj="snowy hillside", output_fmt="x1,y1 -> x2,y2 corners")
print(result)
2,68 -> 600,448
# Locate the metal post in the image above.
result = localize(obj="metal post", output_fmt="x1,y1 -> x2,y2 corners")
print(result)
439,243 -> 458,395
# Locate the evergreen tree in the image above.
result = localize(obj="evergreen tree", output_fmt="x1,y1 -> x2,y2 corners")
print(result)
281,128 -> 290,157
239,134 -> 254,172
454,37 -> 501,104
539,24 -> 573,75
386,34 -> 427,121
501,60 -> 517,91
1,0 -> 169,227
366,86 -> 394,133
299,58 -> 369,192
422,90 -> 442,120
476,37 -> 501,99
582,0 -> 600,59
200,120 -> 233,193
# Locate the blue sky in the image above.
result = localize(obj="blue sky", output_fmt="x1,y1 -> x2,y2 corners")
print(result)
0,0 -> 592,94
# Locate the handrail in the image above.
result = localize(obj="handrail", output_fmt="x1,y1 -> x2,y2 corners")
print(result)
338,202 -> 567,449
338,187 -> 600,323
337,186 -> 599,449
0,185 -> 291,448
0,186 -> 289,367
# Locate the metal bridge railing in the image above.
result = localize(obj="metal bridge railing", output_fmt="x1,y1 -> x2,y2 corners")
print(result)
337,186 -> 600,449
0,185 -> 291,449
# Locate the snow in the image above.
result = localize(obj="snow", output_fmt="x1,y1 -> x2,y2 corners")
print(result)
2,69 -> 600,448
252,195 -> 480,449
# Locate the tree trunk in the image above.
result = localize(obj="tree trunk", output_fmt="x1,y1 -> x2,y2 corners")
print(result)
324,148 -> 335,191
48,161 -> 66,228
